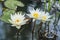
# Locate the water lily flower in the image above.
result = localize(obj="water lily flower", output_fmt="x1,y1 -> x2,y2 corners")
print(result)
9,13 -> 28,29
41,12 -> 51,22
27,8 -> 42,21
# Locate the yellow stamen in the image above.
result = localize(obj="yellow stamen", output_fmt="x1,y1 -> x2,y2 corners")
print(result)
42,16 -> 47,21
15,19 -> 20,23
33,12 -> 39,19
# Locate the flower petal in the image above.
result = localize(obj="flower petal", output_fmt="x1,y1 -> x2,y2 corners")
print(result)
16,26 -> 21,29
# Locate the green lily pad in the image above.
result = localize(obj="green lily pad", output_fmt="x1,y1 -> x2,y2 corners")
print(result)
0,0 -> 4,2
0,9 -> 15,23
4,0 -> 24,10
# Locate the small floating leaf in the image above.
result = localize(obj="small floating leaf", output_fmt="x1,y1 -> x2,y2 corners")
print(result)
4,0 -> 24,10
0,9 -> 15,23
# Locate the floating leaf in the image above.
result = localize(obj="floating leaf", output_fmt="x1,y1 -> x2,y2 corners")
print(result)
15,1 -> 24,7
0,0 -> 4,2
0,9 -> 15,23
4,0 -> 24,10
4,0 -> 17,10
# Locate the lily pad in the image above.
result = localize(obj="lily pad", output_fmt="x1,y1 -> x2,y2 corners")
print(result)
4,0 -> 24,10
0,9 -> 15,23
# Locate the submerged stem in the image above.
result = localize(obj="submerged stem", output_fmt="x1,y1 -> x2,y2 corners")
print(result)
16,30 -> 19,40
32,20 -> 36,40
38,22 -> 43,40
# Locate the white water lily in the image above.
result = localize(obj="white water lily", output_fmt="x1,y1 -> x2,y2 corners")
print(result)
9,13 -> 28,29
41,12 -> 51,22
27,8 -> 42,20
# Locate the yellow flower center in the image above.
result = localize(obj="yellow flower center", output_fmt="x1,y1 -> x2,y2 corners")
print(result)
15,19 -> 21,24
14,19 -> 21,25
42,16 -> 47,21
15,19 -> 20,23
33,12 -> 39,19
